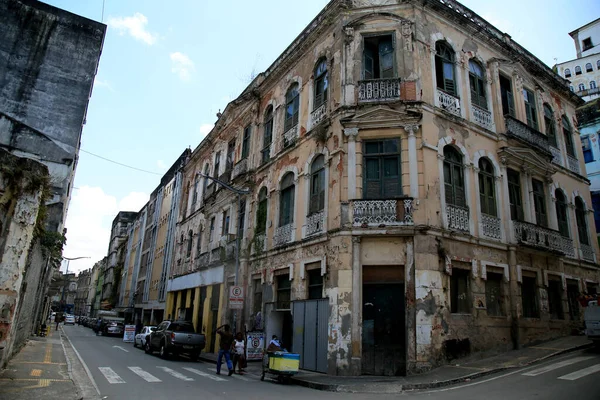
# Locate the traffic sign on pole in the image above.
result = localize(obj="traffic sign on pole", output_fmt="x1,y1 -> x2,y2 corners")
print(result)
229,285 -> 244,309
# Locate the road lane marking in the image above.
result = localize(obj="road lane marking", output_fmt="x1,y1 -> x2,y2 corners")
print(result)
156,366 -> 194,381
30,369 -> 42,377
61,327 -> 101,396
128,367 -> 161,382
44,344 -> 52,363
183,367 -> 227,382
98,367 -> 126,384
522,356 -> 594,376
558,363 -> 600,381
203,366 -> 252,381
112,346 -> 129,353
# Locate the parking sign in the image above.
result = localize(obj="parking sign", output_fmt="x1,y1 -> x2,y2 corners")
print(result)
229,285 -> 244,309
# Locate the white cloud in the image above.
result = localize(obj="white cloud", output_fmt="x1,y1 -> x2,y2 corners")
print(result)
170,52 -> 195,82
157,159 -> 167,170
62,186 -> 147,274
94,77 -> 114,92
107,13 -> 157,45
199,123 -> 213,138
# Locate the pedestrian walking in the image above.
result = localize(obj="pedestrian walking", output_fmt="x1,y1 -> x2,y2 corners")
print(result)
232,332 -> 246,374
215,324 -> 234,376
55,317 -> 60,331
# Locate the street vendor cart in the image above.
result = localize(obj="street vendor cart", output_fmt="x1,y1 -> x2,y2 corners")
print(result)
260,351 -> 300,383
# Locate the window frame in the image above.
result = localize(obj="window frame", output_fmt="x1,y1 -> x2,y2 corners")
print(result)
499,74 -> 515,117
363,138 -> 402,200
521,274 -> 539,318
221,209 -> 230,236
262,106 -> 273,164
507,168 -> 524,221
478,158 -> 497,217
435,41 -> 457,96
562,116 -> 576,157
279,172 -> 295,227
591,81 -> 597,90
575,65 -> 582,75
209,217 -> 216,243
586,62 -> 593,72
276,274 -> 291,310
256,187 -> 268,234
578,83 -> 585,92
564,68 -> 571,78
468,60 -> 487,109
485,272 -> 505,317
543,104 -> 558,148
314,59 -> 328,110
192,175 -> 199,205
443,146 -> 466,207
307,268 -> 324,300
555,190 -> 570,238
241,124 -> 251,159
582,38 -> 593,51
450,268 -> 471,314
523,88 -> 539,131
186,230 -> 193,258
362,33 -> 396,80
547,278 -> 564,320
582,136 -> 594,163
575,197 -> 590,246
309,155 -> 326,215
214,152 -> 221,178
531,178 -> 547,228
284,83 -> 300,132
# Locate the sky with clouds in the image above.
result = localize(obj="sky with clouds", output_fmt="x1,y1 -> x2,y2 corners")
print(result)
44,0 -> 600,273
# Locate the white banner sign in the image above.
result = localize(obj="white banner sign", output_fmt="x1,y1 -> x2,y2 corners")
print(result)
246,332 -> 264,360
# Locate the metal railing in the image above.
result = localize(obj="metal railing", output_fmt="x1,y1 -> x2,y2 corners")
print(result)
446,204 -> 470,232
513,221 -> 568,254
310,104 -> 327,126
351,198 -> 414,226
436,89 -> 461,117
567,154 -> 580,174
304,210 -> 325,236
358,78 -> 401,103
481,213 -> 501,239
273,223 -> 294,247
471,104 -> 493,130
504,115 -> 550,154
231,158 -> 248,179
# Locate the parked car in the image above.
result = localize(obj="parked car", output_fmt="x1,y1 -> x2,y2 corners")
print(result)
64,315 -> 75,325
134,326 -> 156,348
104,321 -> 125,336
145,321 -> 205,360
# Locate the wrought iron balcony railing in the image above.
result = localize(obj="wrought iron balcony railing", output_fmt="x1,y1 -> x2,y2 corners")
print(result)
481,213 -> 501,239
304,210 -> 325,236
567,154 -> 580,174
504,115 -> 550,154
513,221 -> 573,255
231,158 -> 248,179
471,104 -> 493,130
358,78 -> 401,103
436,89 -> 461,117
446,204 -> 469,232
310,104 -> 327,126
273,223 -> 294,247
351,198 -> 413,227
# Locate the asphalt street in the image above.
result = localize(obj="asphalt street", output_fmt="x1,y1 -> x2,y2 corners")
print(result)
63,325 -> 600,400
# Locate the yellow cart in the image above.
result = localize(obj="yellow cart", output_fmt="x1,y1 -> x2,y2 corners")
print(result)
261,351 -> 300,383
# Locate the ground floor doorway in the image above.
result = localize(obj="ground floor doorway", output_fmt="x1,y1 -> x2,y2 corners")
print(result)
292,299 -> 329,373
362,265 -> 406,376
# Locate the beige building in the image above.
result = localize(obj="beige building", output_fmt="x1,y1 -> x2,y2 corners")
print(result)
165,0 -> 600,377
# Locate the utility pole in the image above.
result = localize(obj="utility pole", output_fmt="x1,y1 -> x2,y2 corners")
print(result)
198,173 -> 250,333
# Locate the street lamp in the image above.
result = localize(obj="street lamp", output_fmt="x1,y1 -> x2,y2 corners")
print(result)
197,172 -> 250,332
60,256 -> 90,313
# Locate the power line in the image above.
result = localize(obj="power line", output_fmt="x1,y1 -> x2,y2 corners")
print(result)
79,148 -> 161,175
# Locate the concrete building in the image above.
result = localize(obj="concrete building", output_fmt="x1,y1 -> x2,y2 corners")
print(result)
554,18 -> 600,102
578,98 -> 600,243
100,212 -> 137,309
74,269 -> 92,316
161,0 -> 600,377
91,257 -> 107,317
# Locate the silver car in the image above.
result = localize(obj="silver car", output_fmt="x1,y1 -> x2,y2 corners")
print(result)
134,326 -> 156,349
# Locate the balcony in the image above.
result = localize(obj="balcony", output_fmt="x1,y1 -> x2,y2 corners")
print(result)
351,198 -> 413,227
204,182 -> 215,199
481,213 -> 501,239
580,243 -> 595,262
471,104 -> 493,130
252,232 -> 267,254
446,204 -> 469,232
310,104 -> 327,126
504,115 -> 550,154
513,221 -> 573,255
218,170 -> 231,186
273,223 -> 294,247
567,154 -> 580,174
283,125 -> 298,149
436,89 -> 461,117
304,210 -> 325,237
196,252 -> 209,269
550,146 -> 563,166
358,78 -> 401,103
231,158 -> 248,179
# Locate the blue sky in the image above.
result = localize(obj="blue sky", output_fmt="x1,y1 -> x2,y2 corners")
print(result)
48,0 -> 600,273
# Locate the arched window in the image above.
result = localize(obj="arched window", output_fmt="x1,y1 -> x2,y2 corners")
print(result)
564,68 -> 571,78
478,158 -> 496,216
279,172 -> 295,226
284,83 -> 300,132
314,59 -> 328,110
443,146 -> 466,207
591,81 -> 597,90
555,190 -> 569,238
257,187 -> 268,234
597,60 -> 600,70
192,174 -> 199,205
435,41 -> 456,95
575,197 -> 589,245
186,230 -> 193,257
196,229 -> 202,254
562,116 -> 576,157
469,60 -> 487,109
262,106 -> 273,164
586,63 -> 593,72
202,164 -> 210,193
575,65 -> 582,75
579,83 -> 586,91
309,155 -> 325,214
543,104 -> 557,147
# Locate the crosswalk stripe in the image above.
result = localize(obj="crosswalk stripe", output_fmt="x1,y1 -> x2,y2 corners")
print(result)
204,366 -> 252,381
183,367 -> 227,382
156,366 -> 194,381
558,363 -> 600,381
98,367 -> 126,384
522,356 -> 594,376
128,367 -> 161,382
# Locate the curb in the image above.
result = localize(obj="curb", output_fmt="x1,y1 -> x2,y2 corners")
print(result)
291,341 -> 594,393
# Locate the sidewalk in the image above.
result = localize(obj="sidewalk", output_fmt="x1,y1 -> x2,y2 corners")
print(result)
0,325 -> 99,400
286,335 -> 593,393
199,351 -> 264,377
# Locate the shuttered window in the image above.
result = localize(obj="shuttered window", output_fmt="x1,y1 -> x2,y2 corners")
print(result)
543,104 -> 558,147
575,197 -> 589,245
443,146 -> 465,207
276,274 -> 291,310
256,187 -> 268,234
563,116 -> 576,157
284,84 -> 300,132
309,155 -> 325,214
314,59 -> 328,109
555,190 -> 570,238
279,173 -> 295,226
186,230 -> 193,257
507,169 -> 524,221
523,88 -> 539,131
532,179 -> 547,228
262,106 -> 273,164
242,125 -> 251,159
500,74 -> 515,117
468,60 -> 487,109
478,158 -> 496,216
435,41 -> 456,96
363,139 -> 401,199
363,34 -> 395,80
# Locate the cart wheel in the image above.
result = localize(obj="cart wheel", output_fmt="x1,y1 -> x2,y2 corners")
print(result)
260,373 -> 265,381
284,376 -> 291,385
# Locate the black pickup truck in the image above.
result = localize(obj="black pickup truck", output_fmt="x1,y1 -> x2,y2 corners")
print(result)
145,321 -> 205,360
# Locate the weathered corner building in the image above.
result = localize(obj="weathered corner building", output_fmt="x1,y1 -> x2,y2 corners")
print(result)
163,0 -> 600,376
